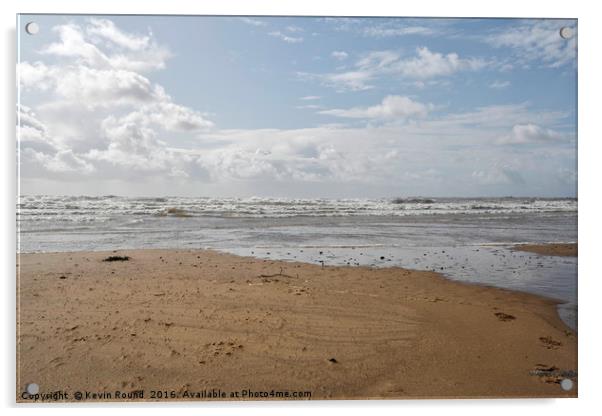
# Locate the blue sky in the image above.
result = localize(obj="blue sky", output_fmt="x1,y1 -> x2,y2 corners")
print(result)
17,15 -> 577,197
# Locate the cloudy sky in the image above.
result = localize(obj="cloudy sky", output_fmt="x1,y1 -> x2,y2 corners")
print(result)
17,15 -> 577,197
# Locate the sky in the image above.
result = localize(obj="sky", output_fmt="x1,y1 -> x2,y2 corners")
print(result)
17,15 -> 577,198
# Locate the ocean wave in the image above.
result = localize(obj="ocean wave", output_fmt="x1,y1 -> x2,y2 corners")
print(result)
156,207 -> 193,217
17,195 -> 577,222
470,205 -> 501,210
391,198 -> 435,204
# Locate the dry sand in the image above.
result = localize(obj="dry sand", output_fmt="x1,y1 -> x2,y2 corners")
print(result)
514,243 -> 577,257
17,249 -> 577,401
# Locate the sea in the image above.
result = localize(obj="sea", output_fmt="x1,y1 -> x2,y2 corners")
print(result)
17,195 -> 578,329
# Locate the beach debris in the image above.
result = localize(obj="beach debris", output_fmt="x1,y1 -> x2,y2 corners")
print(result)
534,364 -> 559,372
539,336 -> 562,349
328,358 -> 338,364
494,312 -> 516,321
530,364 -> 576,385
258,267 -> 296,279
103,255 -> 130,262
59,275 -> 67,279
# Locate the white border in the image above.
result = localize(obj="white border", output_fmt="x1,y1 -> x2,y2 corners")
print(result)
3,0 -> 601,414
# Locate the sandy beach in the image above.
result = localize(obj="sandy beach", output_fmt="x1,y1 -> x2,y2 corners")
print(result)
17,249 -> 577,401
514,243 -> 578,257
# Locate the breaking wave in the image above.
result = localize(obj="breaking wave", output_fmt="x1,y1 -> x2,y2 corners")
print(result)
17,195 -> 577,223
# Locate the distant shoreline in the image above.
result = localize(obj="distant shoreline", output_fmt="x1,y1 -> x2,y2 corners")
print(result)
17,249 -> 577,400
513,243 -> 577,257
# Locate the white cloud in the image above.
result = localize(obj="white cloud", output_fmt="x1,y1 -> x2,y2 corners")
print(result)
41,21 -> 171,73
355,50 -> 400,72
383,47 -> 487,79
116,100 -> 214,132
192,128 -> 377,183
498,123 -> 564,144
428,103 -> 569,130
320,95 -> 432,120
296,104 -> 323,110
322,70 -> 373,91
31,65 -> 156,107
297,69 -> 373,92
18,105 -> 58,153
239,17 -> 267,27
88,116 -> 169,171
268,31 -> 303,43
362,25 -> 436,37
331,51 -> 349,60
18,97 -> 576,195
86,18 -> 150,50
17,18 -> 576,197
322,17 -> 445,39
18,19 -> 214,179
18,62 -> 215,132
300,47 -> 487,91
486,20 -> 577,68
18,105 -> 95,174
472,165 -> 525,185
42,149 -> 96,174
18,61 -> 55,91
41,23 -> 109,66
489,80 -> 511,89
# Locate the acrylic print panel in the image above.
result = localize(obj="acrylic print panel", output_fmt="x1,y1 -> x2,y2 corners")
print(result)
16,14 -> 577,402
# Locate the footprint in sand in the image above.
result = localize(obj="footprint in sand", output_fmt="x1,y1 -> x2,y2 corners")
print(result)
531,365 -> 564,384
494,312 -> 516,322
204,340 -> 243,358
539,336 -> 562,349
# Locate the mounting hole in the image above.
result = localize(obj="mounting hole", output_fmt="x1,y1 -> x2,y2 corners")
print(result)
26,383 -> 39,395
559,26 -> 574,40
25,22 -> 39,35
560,378 -> 574,391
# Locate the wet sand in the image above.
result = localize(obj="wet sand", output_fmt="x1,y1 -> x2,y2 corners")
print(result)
514,243 -> 577,257
17,249 -> 577,401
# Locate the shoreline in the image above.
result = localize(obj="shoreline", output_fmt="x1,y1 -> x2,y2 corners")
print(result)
17,240 -> 579,255
513,243 -> 577,257
17,249 -> 577,400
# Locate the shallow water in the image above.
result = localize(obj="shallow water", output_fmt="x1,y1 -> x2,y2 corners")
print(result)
17,196 -> 577,329
228,244 -> 577,330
